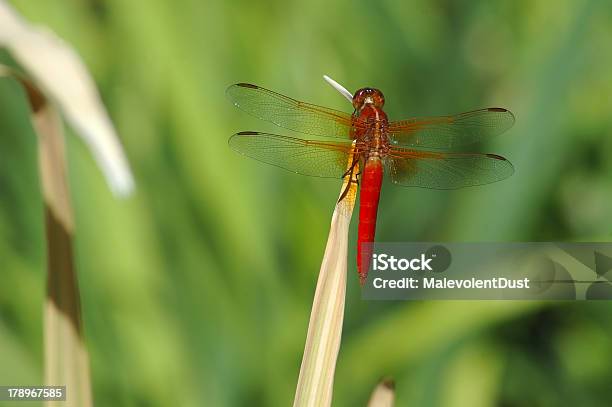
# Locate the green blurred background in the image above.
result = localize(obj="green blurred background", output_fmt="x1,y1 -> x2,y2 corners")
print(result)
1,0 -> 612,405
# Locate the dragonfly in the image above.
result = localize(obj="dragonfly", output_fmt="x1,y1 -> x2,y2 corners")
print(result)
227,81 -> 514,285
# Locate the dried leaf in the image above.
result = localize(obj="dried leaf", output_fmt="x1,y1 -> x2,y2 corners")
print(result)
293,144 -> 358,407
0,0 -> 134,196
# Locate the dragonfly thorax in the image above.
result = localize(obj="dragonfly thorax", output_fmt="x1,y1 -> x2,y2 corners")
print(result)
352,103 -> 390,156
356,104 -> 388,122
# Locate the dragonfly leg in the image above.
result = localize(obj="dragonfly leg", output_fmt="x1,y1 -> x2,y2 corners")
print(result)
338,156 -> 360,203
338,181 -> 352,203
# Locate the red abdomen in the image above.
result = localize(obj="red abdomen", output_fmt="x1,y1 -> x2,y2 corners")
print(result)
357,156 -> 383,285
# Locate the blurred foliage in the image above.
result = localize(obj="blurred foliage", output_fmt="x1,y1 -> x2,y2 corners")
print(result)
1,0 -> 612,406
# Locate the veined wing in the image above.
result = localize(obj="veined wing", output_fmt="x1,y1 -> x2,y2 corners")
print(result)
385,147 -> 514,189
229,131 -> 359,178
387,108 -> 515,149
227,83 -> 360,139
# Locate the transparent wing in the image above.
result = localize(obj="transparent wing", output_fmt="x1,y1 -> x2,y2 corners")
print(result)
388,108 -> 515,149
229,131 -> 358,178
385,148 -> 514,189
227,83 -> 359,139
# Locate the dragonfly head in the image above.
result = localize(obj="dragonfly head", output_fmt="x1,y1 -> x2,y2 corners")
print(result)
353,87 -> 385,110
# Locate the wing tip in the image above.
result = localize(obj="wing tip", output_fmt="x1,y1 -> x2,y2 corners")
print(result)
485,153 -> 508,161
226,83 -> 259,98
490,155 -> 515,181
236,131 -> 261,136
235,82 -> 259,89
488,107 -> 516,126
228,131 -> 260,147
486,153 -> 515,176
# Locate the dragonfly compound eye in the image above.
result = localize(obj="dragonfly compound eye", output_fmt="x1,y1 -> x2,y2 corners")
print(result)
353,88 -> 385,109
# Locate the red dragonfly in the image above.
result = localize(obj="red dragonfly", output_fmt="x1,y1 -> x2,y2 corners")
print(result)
227,82 -> 514,285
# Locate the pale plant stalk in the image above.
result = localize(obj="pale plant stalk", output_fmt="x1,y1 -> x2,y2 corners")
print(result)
36,100 -> 93,407
0,67 -> 93,407
323,75 -> 353,103
293,77 -> 356,407
367,379 -> 396,407
293,164 -> 358,406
